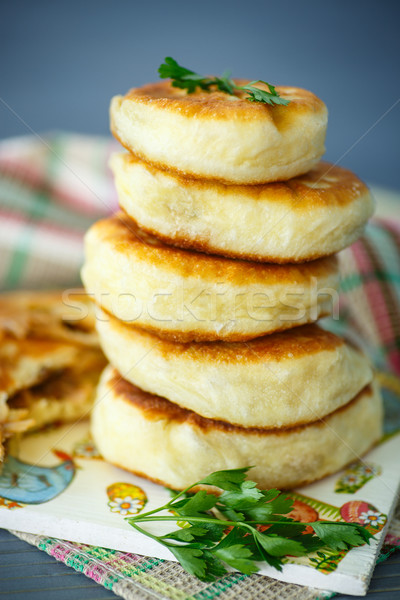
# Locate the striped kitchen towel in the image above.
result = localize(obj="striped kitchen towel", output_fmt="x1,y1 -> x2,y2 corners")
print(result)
0,132 -> 400,600
0,132 -> 117,290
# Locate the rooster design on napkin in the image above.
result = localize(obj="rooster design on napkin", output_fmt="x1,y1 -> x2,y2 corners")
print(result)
0,449 -> 75,505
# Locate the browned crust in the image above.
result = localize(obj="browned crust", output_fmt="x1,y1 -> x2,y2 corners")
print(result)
110,370 -> 372,435
98,301 -> 332,343
119,208 -> 342,264
90,213 -> 339,283
123,80 -> 325,121
114,155 -> 370,261
107,462 -> 185,490
113,129 -> 317,186
121,154 -> 369,209
111,81 -> 327,185
104,309 -> 344,362
107,441 -> 379,492
105,462 -> 224,493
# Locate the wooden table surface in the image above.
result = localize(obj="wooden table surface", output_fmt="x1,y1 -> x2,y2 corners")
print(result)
0,527 -> 399,599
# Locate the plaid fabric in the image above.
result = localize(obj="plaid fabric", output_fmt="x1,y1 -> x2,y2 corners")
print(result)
340,219 -> 400,375
0,133 -> 117,290
8,530 -> 332,600
1,133 -> 400,600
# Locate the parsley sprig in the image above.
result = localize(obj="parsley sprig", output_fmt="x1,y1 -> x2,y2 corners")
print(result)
127,467 -> 372,581
158,57 -> 290,106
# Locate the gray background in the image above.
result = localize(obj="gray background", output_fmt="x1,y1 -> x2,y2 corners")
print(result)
1,0 -> 400,189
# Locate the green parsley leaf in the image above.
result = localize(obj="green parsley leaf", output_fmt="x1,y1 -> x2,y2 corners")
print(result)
197,521 -> 228,542
201,550 -> 229,578
245,493 -> 294,522
168,547 -> 209,580
127,467 -> 376,582
163,523 -> 226,544
311,522 -> 373,551
197,467 -> 251,491
158,58 -> 289,106
251,543 -> 284,571
215,505 -> 245,522
213,544 -> 258,575
264,494 -> 295,516
249,532 -> 284,571
220,480 -> 264,510
212,525 -> 253,551
162,526 -> 210,543
158,57 -> 196,80
264,520 -> 308,538
239,80 -> 290,106
294,533 -> 326,554
158,57 -> 216,94
175,490 -> 218,517
212,529 -> 258,574
253,531 -> 307,557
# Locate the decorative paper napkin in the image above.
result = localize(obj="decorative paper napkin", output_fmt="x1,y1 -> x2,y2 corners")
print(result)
0,383 -> 399,597
0,133 -> 399,599
11,505 -> 400,600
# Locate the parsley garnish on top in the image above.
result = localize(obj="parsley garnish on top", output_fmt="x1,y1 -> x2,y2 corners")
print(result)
158,57 -> 290,106
127,467 -> 373,582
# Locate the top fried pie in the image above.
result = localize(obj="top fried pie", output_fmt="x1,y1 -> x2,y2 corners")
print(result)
110,80 -> 327,184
